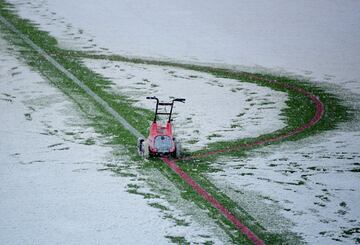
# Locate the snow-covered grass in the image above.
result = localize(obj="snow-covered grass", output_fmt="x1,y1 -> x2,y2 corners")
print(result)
2,0 -> 359,244
0,36 -> 229,245
84,59 -> 287,151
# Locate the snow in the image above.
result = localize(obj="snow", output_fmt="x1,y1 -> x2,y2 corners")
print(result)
3,0 -> 360,244
84,59 -> 287,151
8,0 -> 360,94
0,37 -> 227,244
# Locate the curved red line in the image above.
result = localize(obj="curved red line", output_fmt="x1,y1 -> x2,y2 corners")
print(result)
162,80 -> 325,244
183,82 -> 325,160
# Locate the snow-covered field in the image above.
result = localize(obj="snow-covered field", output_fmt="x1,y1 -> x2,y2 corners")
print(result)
9,0 -> 360,93
0,37 -> 228,244
2,0 -> 360,244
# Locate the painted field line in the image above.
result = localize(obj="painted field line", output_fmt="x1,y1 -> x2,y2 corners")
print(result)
167,80 -> 324,244
165,82 -> 324,245
162,157 -> 265,245
182,81 -> 325,160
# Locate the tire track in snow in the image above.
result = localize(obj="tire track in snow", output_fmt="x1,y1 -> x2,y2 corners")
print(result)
0,14 -> 144,140
0,14 -> 325,245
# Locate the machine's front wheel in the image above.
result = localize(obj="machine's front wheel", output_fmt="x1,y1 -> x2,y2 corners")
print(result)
142,141 -> 150,159
137,138 -> 144,155
138,138 -> 149,159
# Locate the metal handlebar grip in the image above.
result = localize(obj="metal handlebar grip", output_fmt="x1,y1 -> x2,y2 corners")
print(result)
174,98 -> 186,103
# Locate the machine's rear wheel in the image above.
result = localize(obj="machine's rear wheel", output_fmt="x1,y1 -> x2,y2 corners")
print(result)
174,141 -> 181,158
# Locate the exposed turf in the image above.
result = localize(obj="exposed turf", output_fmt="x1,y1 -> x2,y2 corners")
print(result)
0,1 -> 352,244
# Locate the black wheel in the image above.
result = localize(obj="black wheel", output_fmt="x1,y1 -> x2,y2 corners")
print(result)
137,138 -> 144,155
174,140 -> 181,158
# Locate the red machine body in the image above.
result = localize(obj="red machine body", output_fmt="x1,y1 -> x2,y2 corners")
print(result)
138,96 -> 185,158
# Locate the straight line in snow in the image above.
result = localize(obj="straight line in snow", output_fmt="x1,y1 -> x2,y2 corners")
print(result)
0,14 -> 144,140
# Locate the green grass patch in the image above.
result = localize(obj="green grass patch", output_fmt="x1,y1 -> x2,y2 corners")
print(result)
165,236 -> 190,245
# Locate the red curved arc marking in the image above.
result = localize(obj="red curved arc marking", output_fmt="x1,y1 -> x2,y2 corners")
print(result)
183,82 -> 325,160
162,81 -> 325,244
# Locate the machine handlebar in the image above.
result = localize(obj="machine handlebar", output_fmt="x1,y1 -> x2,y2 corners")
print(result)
146,96 -> 158,100
146,96 -> 185,122
173,98 -> 185,103
146,96 -> 185,103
